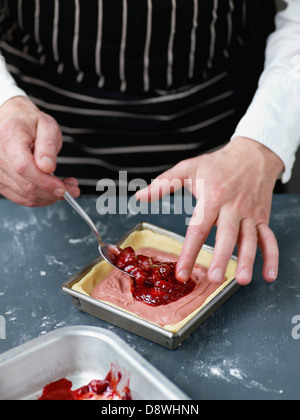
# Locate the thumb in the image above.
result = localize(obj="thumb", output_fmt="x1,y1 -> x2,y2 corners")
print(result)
34,114 -> 63,174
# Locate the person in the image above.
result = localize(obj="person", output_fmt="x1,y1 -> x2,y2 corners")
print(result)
0,0 -> 299,287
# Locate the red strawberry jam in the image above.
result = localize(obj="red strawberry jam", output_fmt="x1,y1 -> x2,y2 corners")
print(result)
38,368 -> 132,401
114,247 -> 196,307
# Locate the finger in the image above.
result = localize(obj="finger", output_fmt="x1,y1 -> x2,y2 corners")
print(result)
37,176 -> 81,201
62,180 -> 81,199
62,177 -> 79,187
34,114 -> 63,174
257,223 -> 279,283
176,200 -> 218,283
0,181 -> 30,206
0,172 -> 80,206
0,185 -> 57,207
136,163 -> 185,202
0,167 -> 30,198
6,130 -> 66,200
208,208 -> 240,284
0,164 -> 50,204
235,218 -> 258,286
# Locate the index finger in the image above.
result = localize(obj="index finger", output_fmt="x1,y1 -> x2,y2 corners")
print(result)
176,200 -> 218,282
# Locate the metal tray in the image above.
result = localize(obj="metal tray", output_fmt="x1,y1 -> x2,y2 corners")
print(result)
0,326 -> 189,400
63,223 -> 239,350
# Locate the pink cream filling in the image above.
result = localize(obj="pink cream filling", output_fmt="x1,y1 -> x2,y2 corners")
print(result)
91,248 -> 226,327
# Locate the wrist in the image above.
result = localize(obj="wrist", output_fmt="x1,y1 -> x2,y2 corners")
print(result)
1,95 -> 36,111
0,96 -> 39,122
230,136 -> 284,183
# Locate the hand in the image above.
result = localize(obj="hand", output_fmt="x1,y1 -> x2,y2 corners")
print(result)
0,96 -> 80,207
136,137 -> 284,286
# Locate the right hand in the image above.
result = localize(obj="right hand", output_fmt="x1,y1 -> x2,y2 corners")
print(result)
137,137 -> 284,286
0,96 -> 80,207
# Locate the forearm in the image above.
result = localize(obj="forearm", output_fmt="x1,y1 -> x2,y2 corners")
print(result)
232,0 -> 300,183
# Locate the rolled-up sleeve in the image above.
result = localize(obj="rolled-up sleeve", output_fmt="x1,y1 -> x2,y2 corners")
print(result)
232,0 -> 300,183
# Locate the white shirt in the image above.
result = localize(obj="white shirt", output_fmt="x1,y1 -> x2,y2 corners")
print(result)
0,0 -> 300,183
232,0 -> 300,183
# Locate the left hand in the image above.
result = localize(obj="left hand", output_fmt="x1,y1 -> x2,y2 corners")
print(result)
0,96 -> 80,207
136,137 -> 284,286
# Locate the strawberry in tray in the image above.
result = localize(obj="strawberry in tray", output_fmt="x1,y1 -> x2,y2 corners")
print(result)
114,247 -> 196,307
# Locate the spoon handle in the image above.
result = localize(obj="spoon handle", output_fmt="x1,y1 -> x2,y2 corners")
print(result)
63,191 -> 103,246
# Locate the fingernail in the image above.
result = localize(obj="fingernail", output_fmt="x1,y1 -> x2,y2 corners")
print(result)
54,188 -> 65,198
268,270 -> 277,281
210,268 -> 224,284
41,156 -> 54,168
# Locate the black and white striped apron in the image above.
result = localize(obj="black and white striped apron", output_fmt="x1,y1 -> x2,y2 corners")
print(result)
0,0 -> 275,192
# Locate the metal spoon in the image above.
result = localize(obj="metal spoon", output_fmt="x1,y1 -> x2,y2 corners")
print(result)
63,191 -> 131,276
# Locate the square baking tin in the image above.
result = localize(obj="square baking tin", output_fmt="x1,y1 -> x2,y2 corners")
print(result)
0,326 -> 188,400
62,223 -> 239,350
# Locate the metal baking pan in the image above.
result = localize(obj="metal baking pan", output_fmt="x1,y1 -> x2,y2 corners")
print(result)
63,223 -> 239,350
0,326 -> 189,400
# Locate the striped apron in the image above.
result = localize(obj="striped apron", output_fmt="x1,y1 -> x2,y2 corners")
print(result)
0,0 -> 275,191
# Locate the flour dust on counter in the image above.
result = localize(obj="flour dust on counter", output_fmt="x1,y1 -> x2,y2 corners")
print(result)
192,358 -> 284,396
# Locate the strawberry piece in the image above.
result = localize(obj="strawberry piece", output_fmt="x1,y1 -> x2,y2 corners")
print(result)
115,247 -> 136,270
137,255 -> 153,271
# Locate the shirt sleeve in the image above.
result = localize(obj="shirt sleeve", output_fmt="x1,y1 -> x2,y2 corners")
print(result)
232,0 -> 300,183
0,54 -> 27,107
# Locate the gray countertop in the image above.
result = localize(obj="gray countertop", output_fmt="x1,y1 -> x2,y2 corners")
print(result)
0,194 -> 300,400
